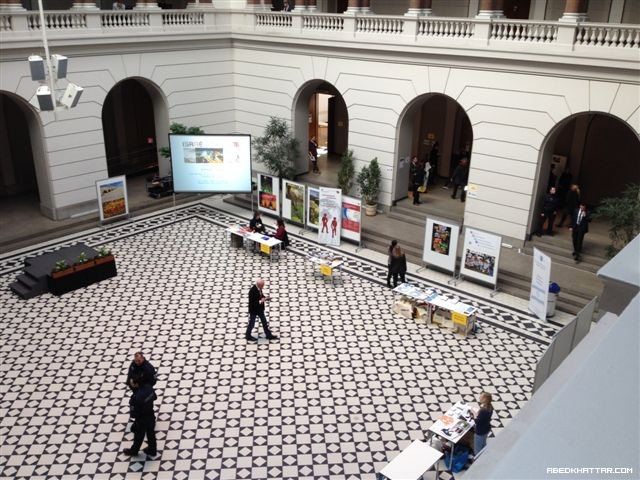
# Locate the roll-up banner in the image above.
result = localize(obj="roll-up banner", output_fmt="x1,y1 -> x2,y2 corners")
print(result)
257,173 -> 280,216
529,247 -> 551,321
460,227 -> 502,286
318,187 -> 342,246
281,180 -> 306,225
306,186 -> 320,230
422,217 -> 460,273
341,195 -> 361,243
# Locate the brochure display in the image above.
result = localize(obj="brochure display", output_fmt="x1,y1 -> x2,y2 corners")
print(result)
318,187 -> 342,246
340,196 -> 362,243
460,227 -> 502,287
282,180 -> 305,225
96,176 -> 129,223
422,217 -> 460,273
257,174 -> 280,216
529,247 -> 551,321
306,186 -> 320,230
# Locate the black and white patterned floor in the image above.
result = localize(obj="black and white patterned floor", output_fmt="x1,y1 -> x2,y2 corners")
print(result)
0,204 -> 557,479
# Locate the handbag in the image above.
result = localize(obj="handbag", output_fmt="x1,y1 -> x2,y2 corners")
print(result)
417,186 -> 427,193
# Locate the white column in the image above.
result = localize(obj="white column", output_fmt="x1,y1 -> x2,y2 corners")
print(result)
71,1 -> 99,9
559,0 -> 588,22
405,0 -> 431,17
0,0 -> 26,11
476,0 -> 505,19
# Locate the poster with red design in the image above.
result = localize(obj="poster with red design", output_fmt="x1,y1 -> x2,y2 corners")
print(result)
318,187 -> 342,246
341,196 -> 361,243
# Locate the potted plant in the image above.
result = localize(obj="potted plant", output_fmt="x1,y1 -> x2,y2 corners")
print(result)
357,157 -> 381,216
252,117 -> 299,180
51,259 -> 73,279
94,246 -> 114,265
74,251 -> 95,271
594,183 -> 640,257
337,149 -> 355,195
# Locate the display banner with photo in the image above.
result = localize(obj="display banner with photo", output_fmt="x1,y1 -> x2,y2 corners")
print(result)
529,247 -> 551,321
96,176 -> 129,223
318,187 -> 342,246
341,196 -> 361,243
422,217 -> 460,273
282,180 -> 306,225
257,173 -> 280,216
460,227 -> 502,286
306,186 -> 320,230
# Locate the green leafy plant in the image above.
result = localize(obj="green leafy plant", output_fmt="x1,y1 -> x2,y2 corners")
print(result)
594,183 -> 640,257
159,123 -> 206,160
53,259 -> 70,273
96,246 -> 111,258
252,117 -> 299,180
337,149 -> 355,195
356,157 -> 382,205
75,252 -> 90,265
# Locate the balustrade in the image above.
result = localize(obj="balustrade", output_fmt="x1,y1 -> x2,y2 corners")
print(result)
0,14 -> 11,31
256,12 -> 293,28
418,18 -> 474,38
101,11 -> 150,28
357,16 -> 403,34
162,11 -> 204,25
575,23 -> 640,48
27,11 -> 87,30
491,20 -> 557,43
302,13 -> 343,31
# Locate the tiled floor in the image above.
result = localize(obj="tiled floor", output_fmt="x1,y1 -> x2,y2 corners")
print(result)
0,204 -> 557,479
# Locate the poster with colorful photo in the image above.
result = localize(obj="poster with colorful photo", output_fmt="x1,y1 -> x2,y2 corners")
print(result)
422,217 -> 460,273
306,186 -> 320,230
341,196 -> 361,243
282,180 -> 305,225
258,173 -> 280,216
318,187 -> 342,246
96,176 -> 129,223
460,227 -> 502,286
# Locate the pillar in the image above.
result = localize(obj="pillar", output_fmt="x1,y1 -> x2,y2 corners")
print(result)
307,0 -> 316,12
245,0 -> 268,9
0,0 -> 25,11
344,0 -> 371,15
134,0 -> 161,9
405,0 -> 431,17
475,0 -> 505,18
294,0 -> 305,10
560,0 -> 588,22
71,0 -> 99,9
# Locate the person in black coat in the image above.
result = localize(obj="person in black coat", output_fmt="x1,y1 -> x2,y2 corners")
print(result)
250,211 -> 266,234
536,187 -> 560,236
410,156 -> 424,205
389,245 -> 407,287
246,279 -> 278,342
126,352 -> 157,391
556,184 -> 580,228
386,239 -> 398,288
570,203 -> 591,262
451,158 -> 469,202
123,378 -> 157,457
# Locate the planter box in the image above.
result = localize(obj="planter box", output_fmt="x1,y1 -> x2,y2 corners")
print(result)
48,257 -> 117,296
51,268 -> 75,279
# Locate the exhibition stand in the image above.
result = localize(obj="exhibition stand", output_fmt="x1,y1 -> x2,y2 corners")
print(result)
377,439 -> 443,480
226,225 -> 282,262
306,250 -> 344,286
393,283 -> 477,337
427,402 -> 475,471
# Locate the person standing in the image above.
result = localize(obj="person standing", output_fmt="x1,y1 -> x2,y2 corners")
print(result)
536,187 -> 559,236
246,279 -> 278,342
472,392 -> 493,455
570,203 -> 591,263
451,158 -> 469,202
389,245 -> 407,287
557,184 -> 580,228
123,376 -> 158,458
410,156 -> 423,205
126,352 -> 157,391
309,136 -> 319,173
386,239 -> 398,288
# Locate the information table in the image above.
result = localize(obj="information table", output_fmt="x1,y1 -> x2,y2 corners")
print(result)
427,402 -> 475,471
392,284 -> 477,336
226,226 -> 282,262
307,251 -> 344,285
377,439 -> 443,480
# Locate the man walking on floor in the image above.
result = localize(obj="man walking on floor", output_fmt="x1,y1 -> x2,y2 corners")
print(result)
246,279 -> 278,342
570,203 -> 591,263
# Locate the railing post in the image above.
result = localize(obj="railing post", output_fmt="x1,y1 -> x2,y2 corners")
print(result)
343,13 -> 355,37
404,16 -> 419,37
149,10 -> 162,27
557,22 -> 576,50
85,10 -> 100,29
11,13 -> 28,32
203,9 -> 215,30
473,17 -> 491,45
291,10 -> 302,33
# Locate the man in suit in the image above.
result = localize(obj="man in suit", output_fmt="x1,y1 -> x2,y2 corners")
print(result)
536,187 -> 559,236
246,279 -> 278,342
410,156 -> 423,205
570,203 -> 590,262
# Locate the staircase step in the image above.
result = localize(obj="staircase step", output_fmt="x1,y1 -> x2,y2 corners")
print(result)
391,204 -> 462,224
17,273 -> 39,289
9,281 -> 39,300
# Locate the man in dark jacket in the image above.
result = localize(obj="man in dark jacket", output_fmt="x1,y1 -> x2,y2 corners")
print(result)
126,352 -> 157,391
123,377 -> 158,458
451,158 -> 469,202
409,156 -> 423,205
536,187 -> 560,236
246,279 -> 278,342
570,203 -> 591,262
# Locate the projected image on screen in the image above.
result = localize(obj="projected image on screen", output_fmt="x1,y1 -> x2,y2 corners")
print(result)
170,134 -> 252,193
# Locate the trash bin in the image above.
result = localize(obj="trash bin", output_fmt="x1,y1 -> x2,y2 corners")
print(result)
547,282 -> 561,318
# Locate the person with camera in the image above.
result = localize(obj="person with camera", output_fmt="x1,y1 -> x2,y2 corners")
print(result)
246,278 -> 278,342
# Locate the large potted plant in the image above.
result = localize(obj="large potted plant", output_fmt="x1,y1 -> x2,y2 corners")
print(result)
337,149 -> 355,195
357,157 -> 381,216
594,183 -> 640,257
252,117 -> 299,180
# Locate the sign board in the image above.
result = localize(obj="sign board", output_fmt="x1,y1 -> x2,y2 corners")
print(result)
341,195 -> 362,243
306,186 -> 320,230
260,243 -> 270,254
460,227 -> 502,286
452,311 -> 468,326
318,187 -> 342,246
529,247 -> 551,321
257,173 -> 280,216
320,264 -> 332,276
282,180 -> 305,225
96,175 -> 129,223
422,217 -> 460,273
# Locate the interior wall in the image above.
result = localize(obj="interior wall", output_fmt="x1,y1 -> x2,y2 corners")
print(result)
622,0 -> 640,23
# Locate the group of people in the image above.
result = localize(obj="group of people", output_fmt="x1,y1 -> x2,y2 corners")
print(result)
536,167 -> 591,262
409,145 -> 470,205
249,211 -> 290,249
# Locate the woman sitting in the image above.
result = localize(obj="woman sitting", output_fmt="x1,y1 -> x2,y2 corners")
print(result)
249,211 -> 266,234
273,217 -> 290,249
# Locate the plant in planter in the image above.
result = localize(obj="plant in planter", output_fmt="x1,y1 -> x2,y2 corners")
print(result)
337,149 -> 355,195
95,246 -> 115,265
51,259 -> 73,278
73,251 -> 95,271
357,157 -> 381,216
594,183 -> 640,257
252,117 -> 299,180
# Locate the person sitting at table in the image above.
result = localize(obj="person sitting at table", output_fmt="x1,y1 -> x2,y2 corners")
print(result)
273,217 -> 290,250
389,244 -> 407,287
249,211 -> 266,234
472,392 -> 493,455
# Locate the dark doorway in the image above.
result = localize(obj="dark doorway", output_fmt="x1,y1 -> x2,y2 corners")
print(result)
337,0 -> 347,13
102,79 -> 159,178
503,0 -> 531,19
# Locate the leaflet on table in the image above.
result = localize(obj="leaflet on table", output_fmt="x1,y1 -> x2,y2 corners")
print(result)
429,402 -> 475,443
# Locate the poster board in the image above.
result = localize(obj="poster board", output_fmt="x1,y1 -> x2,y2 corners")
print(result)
460,227 -> 502,286
422,217 -> 460,273
257,173 -> 280,216
306,186 -> 320,230
341,195 -> 361,243
282,180 -> 305,225
96,176 -> 129,223
318,187 -> 342,246
529,247 -> 552,321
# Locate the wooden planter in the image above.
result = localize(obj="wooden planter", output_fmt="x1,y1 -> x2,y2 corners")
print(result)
94,254 -> 114,265
51,268 -> 75,279
48,256 -> 117,296
74,260 -> 96,272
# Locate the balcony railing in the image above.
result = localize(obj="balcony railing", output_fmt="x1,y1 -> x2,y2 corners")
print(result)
1,9 -> 638,57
